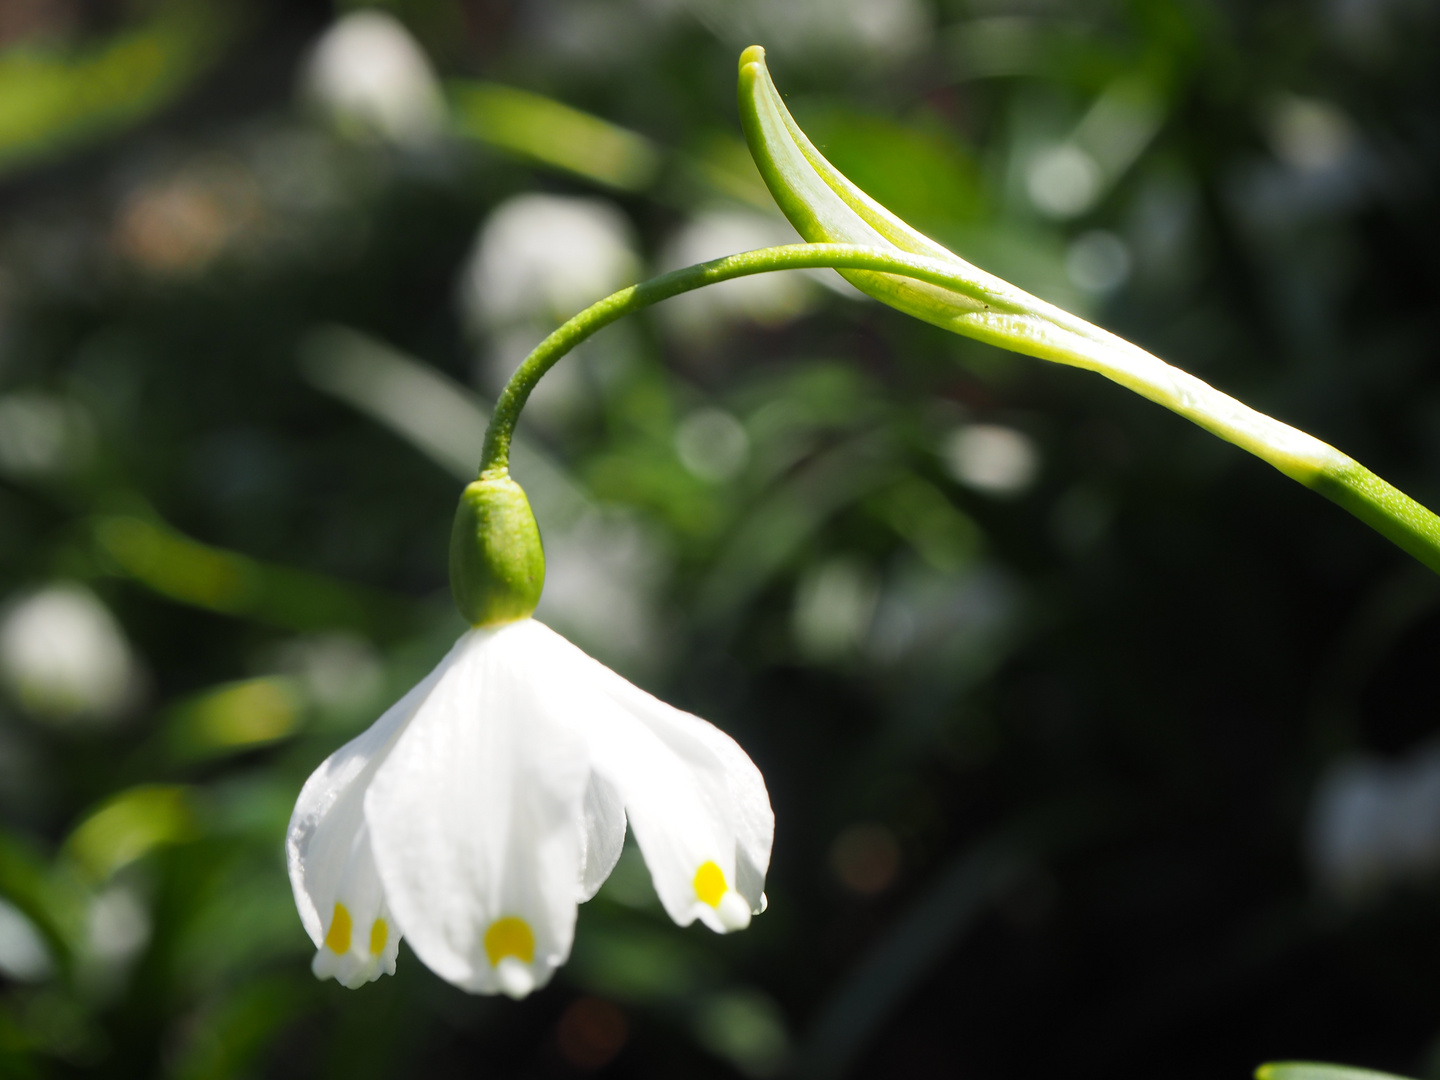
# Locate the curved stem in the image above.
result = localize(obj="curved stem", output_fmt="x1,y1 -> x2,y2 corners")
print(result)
479,244 -> 988,474
479,242 -> 1440,575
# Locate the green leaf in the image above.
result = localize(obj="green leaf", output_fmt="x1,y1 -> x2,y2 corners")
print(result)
0,1 -> 242,175
449,80 -> 661,192
63,785 -> 200,882
1257,1063 -> 1417,1080
164,678 -> 307,765
734,44 -> 1440,575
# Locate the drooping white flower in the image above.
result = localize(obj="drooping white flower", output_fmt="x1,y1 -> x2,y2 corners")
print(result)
287,618 -> 772,996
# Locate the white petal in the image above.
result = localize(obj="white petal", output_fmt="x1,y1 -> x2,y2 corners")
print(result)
366,623 -> 592,996
495,956 -> 536,999
286,640 -> 458,986
577,771 -> 626,903
526,622 -> 774,933
306,821 -> 402,989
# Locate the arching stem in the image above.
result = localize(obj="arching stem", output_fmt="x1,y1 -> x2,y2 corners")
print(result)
479,244 -> 989,475
478,242 -> 1440,575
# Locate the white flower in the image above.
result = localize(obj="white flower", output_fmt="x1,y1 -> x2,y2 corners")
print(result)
0,583 -> 140,725
286,618 -> 772,996
656,207 -> 817,340
300,11 -> 447,146
459,193 -> 641,332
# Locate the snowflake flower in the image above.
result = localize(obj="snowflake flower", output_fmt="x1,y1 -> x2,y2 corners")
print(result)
287,474 -> 772,995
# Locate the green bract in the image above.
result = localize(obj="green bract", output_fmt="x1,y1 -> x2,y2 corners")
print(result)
449,471 -> 545,627
736,45 -> 1440,574
737,45 -> 1006,340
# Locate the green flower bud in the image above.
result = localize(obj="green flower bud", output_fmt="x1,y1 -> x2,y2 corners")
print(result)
449,472 -> 545,627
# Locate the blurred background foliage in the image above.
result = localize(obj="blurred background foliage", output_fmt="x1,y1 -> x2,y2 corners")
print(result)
0,0 -> 1437,1076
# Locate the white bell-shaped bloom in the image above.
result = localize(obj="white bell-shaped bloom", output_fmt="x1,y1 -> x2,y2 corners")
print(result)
287,619 -> 772,997
300,10 -> 447,146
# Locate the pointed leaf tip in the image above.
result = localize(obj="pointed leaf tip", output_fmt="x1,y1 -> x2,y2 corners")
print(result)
736,48 -> 1005,336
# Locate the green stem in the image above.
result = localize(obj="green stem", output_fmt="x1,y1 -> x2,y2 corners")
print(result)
480,243 -> 991,473
479,242 -> 1440,575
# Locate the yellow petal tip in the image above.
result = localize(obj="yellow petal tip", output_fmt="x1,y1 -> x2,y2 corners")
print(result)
739,45 -> 766,72
324,902 -> 352,954
484,916 -> 536,966
693,861 -> 728,908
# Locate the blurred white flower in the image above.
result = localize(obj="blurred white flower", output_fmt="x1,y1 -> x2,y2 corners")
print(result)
79,881 -> 152,998
0,393 -> 95,480
676,407 -> 749,482
1027,145 -> 1103,219
656,207 -> 818,341
1065,230 -> 1132,295
942,424 -> 1040,497
459,194 -> 641,425
271,632 -> 385,713
1308,744 -> 1440,901
867,562 -> 1021,670
0,584 -> 140,725
1264,95 -> 1357,173
288,619 -> 772,995
86,882 -> 152,967
0,898 -> 52,983
461,194 -> 640,331
792,558 -> 878,662
300,10 -> 446,145
1027,79 -> 1163,219
536,512 -> 667,670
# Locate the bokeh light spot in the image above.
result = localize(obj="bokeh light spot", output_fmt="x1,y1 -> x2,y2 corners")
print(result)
556,997 -> 628,1071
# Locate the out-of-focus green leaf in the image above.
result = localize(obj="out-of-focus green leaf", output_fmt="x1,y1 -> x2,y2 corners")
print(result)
167,975 -> 309,1080
449,80 -> 661,192
692,989 -> 791,1078
0,1 -> 242,175
568,922 -> 717,1004
798,106 -> 986,232
697,432 -> 899,624
6,990 -> 105,1067
300,325 -> 485,482
92,513 -> 412,636
1257,1065 -> 1417,1080
170,855 -> 309,992
165,678 -> 305,765
867,477 -> 982,572
299,324 -> 592,529
679,132 -> 775,211
0,833 -> 84,969
64,785 -> 199,882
